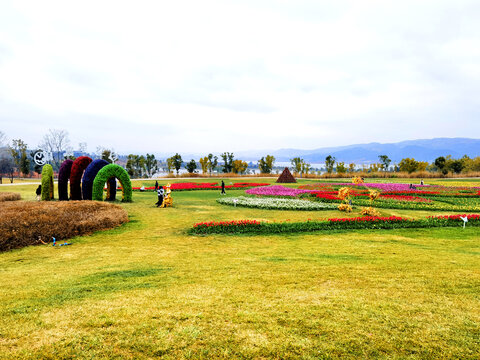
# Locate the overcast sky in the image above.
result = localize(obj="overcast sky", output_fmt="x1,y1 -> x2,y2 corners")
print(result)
1,0 -> 479,155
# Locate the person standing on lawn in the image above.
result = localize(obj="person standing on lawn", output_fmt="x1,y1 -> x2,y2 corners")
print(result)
155,181 -> 159,191
35,185 -> 42,201
221,180 -> 226,195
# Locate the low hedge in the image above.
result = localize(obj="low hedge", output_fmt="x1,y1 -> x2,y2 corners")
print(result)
0,192 -> 21,202
191,214 -> 480,235
92,164 -> 132,202
0,201 -> 129,252
41,164 -> 54,201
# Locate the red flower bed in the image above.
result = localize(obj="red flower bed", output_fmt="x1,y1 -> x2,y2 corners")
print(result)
428,214 -> 480,220
131,182 -> 269,191
379,194 -> 433,203
191,214 -> 480,234
382,190 -> 441,195
328,216 -> 407,223
193,219 -> 262,230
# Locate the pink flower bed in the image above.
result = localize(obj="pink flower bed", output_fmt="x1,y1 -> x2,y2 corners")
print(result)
245,185 -> 312,197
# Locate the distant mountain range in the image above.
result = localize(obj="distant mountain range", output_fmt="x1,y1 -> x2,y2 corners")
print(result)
235,138 -> 480,164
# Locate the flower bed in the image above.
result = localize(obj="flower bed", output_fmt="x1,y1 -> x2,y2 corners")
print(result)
131,182 -> 269,191
217,196 -> 337,211
296,182 -> 480,212
300,183 -> 480,197
191,214 -> 480,235
245,185 -> 312,197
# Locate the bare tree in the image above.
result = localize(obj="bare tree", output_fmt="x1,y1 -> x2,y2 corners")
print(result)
39,129 -> 70,169
0,131 -> 7,148
78,142 -> 88,155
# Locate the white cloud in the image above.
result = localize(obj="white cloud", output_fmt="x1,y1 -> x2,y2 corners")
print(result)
0,0 -> 479,155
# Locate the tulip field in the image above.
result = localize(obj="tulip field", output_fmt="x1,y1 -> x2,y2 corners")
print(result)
1,177 -> 480,359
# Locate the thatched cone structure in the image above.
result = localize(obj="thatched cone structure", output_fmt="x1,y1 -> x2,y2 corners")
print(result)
276,167 -> 296,183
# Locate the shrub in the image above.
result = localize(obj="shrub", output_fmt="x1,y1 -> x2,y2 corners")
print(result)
82,159 -> 116,200
41,164 -> 54,201
0,192 -> 21,202
0,201 -> 128,252
92,164 -> 132,202
69,156 -> 92,200
58,159 -> 74,201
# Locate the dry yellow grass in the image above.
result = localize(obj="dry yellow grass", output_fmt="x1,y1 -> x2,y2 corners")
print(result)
0,192 -> 21,202
0,201 -> 128,252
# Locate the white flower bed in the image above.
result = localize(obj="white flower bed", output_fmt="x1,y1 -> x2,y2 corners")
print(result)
217,196 -> 336,211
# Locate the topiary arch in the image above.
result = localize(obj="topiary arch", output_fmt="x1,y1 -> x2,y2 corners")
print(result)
69,156 -> 92,200
92,164 -> 132,202
82,159 -> 116,200
58,159 -> 73,201
41,164 -> 54,201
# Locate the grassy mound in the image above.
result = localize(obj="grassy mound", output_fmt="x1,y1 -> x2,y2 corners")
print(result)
0,201 -> 128,252
0,192 -> 21,202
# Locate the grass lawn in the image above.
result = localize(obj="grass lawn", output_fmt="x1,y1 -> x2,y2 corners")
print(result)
1,178 -> 479,359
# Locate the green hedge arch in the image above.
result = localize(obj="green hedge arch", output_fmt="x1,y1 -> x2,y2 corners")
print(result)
41,164 -> 54,201
92,164 -> 132,202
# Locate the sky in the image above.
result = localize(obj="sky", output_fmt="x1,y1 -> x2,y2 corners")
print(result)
0,0 -> 479,156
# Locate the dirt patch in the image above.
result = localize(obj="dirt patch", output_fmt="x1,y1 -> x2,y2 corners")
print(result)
0,192 -> 21,202
0,201 -> 128,252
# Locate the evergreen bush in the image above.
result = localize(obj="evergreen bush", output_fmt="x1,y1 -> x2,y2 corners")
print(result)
41,164 -> 54,201
92,164 -> 132,202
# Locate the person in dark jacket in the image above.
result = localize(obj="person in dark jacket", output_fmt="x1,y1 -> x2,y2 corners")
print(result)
155,181 -> 159,191
221,180 -> 226,195
156,186 -> 164,207
35,185 -> 42,200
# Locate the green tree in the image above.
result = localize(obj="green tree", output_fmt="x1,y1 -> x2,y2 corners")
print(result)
398,158 -> 419,173
9,139 -> 30,177
145,154 -> 158,177
126,154 -> 146,178
232,159 -> 248,174
449,159 -> 464,174
168,153 -> 183,175
325,155 -> 335,174
290,157 -> 304,174
207,154 -> 218,175
336,161 -> 347,174
0,150 -> 14,184
199,156 -> 209,174
101,149 -> 117,163
221,152 -> 234,173
166,157 -> 175,174
434,156 -> 447,175
258,155 -> 275,174
378,155 -> 391,171
185,159 -> 197,174
301,161 -> 311,175
464,156 -> 480,172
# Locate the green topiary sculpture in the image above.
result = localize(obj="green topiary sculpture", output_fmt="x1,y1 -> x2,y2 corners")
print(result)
92,164 -> 132,202
41,164 -> 54,201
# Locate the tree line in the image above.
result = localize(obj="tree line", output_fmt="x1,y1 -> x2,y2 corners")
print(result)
2,129 -> 478,183
164,153 -> 276,175
288,154 -> 480,175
